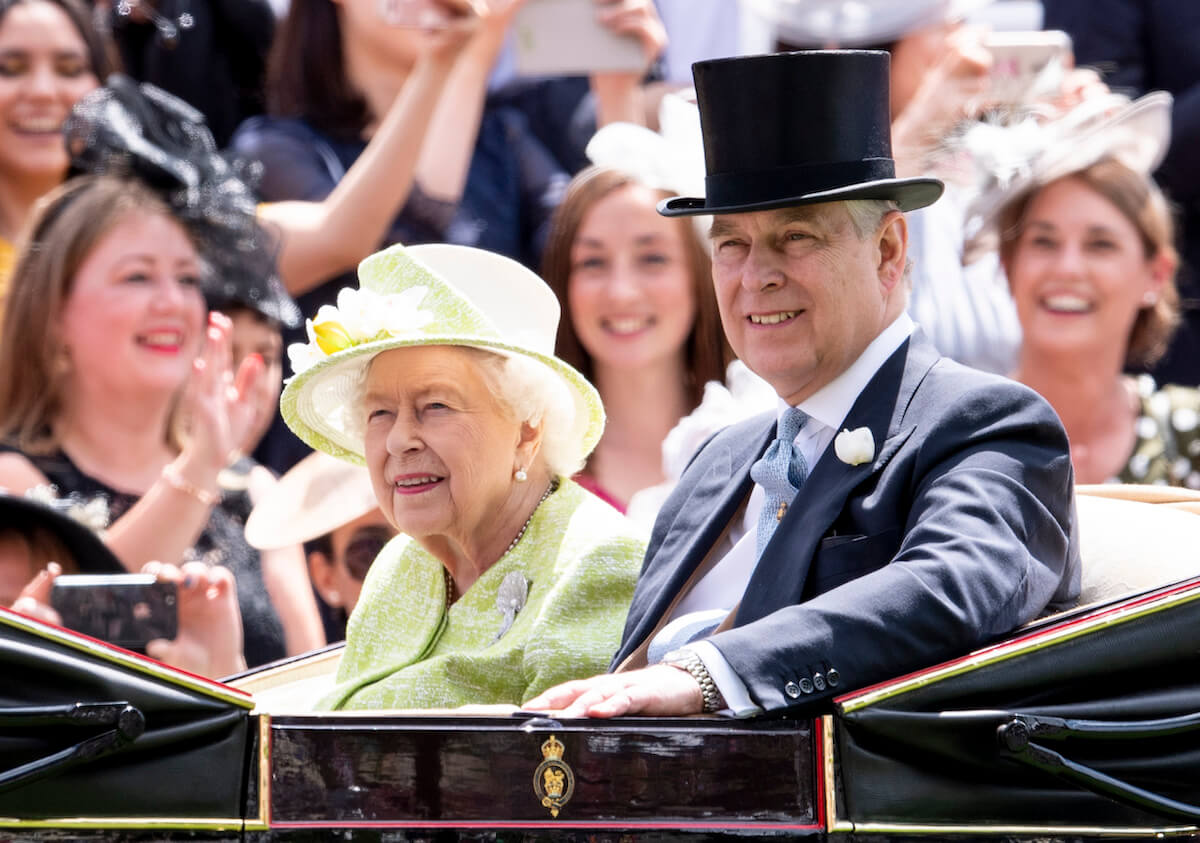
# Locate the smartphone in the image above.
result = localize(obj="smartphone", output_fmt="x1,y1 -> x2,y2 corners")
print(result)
50,574 -> 178,653
513,0 -> 645,77
984,30 -> 1073,106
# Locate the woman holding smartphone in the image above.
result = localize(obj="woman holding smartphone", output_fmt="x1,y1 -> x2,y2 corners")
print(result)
0,75 -> 309,669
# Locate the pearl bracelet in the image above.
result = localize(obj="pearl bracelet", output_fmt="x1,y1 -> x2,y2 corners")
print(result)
161,463 -> 219,507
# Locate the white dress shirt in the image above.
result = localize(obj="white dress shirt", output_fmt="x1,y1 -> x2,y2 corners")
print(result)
651,313 -> 915,715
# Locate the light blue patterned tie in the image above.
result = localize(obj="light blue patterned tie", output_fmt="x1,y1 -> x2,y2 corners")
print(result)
750,407 -> 809,558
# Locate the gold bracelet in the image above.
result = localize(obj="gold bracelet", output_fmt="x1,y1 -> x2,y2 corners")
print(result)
161,463 -> 219,507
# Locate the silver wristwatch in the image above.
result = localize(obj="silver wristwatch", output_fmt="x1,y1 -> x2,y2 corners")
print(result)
662,648 -> 726,713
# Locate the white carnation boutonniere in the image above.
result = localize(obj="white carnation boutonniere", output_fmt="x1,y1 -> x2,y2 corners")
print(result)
834,427 -> 875,466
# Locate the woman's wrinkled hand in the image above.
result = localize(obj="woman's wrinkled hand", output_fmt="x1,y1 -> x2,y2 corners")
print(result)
143,560 -> 247,679
10,562 -> 63,626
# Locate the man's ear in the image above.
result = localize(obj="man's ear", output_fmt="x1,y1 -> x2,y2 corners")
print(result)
307,551 -> 342,609
876,211 -> 908,292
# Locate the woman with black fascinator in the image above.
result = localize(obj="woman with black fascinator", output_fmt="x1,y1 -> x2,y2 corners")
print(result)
0,77 -> 323,671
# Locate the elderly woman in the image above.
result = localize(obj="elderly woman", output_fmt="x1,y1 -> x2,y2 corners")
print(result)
281,242 -> 645,709
968,92 -> 1195,486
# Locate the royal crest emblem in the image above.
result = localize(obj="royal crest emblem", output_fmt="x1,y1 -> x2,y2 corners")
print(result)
532,734 -> 574,818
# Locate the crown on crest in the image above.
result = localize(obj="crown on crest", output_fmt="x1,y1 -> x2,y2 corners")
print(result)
541,735 -> 564,761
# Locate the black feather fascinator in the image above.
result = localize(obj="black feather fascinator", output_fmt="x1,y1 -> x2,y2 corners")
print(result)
63,74 -> 301,328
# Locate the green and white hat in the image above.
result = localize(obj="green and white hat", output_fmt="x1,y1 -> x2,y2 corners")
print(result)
281,243 -> 605,465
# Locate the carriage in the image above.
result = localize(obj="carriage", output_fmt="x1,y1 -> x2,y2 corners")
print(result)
3,486 -> 1199,841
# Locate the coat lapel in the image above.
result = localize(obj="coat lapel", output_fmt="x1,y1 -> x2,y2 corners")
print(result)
620,412 -> 775,653
735,333 -> 939,625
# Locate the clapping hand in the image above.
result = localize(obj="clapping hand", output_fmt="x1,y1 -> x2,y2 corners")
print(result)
182,312 -> 264,475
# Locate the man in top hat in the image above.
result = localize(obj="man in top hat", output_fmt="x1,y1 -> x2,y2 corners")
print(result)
526,50 -> 1079,718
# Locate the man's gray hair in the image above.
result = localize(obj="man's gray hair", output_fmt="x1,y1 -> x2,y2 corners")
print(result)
842,198 -> 913,288
843,198 -> 901,239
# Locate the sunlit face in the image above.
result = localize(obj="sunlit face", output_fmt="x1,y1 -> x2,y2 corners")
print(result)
362,346 -> 527,548
58,212 -> 207,398
0,1 -> 99,184
568,184 -> 698,374
709,203 -> 905,405
228,309 -> 283,453
1005,176 -> 1165,358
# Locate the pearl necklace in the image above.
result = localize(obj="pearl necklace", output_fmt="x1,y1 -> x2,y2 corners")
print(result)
443,479 -> 558,607
506,478 -> 559,555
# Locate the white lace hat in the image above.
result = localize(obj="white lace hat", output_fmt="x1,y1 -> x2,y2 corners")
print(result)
280,243 -> 604,465
962,91 -> 1173,260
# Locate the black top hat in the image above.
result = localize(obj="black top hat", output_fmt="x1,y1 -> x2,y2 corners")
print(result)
659,50 -> 944,217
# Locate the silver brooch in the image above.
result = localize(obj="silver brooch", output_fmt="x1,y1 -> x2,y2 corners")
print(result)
494,572 -> 529,641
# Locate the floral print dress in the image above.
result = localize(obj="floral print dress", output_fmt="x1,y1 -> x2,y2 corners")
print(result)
1117,375 -> 1200,487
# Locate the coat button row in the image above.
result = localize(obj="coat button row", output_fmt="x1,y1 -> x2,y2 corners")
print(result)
784,668 -> 841,698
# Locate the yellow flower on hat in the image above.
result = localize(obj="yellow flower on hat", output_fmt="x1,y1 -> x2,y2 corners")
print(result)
287,286 -> 435,376
311,319 -> 354,355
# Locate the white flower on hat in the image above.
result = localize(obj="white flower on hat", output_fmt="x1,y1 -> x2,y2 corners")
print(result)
834,427 -> 875,466
377,286 -> 435,336
287,340 -> 325,377
286,285 -> 433,376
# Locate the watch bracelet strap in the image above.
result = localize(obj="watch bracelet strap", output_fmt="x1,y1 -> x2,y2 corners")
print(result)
667,650 -> 726,713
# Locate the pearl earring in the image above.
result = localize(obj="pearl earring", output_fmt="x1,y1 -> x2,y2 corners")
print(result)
514,468 -> 528,482
1143,291 -> 1159,307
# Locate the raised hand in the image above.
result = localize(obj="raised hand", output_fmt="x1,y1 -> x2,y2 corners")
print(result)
589,0 -> 667,127
180,312 -> 265,478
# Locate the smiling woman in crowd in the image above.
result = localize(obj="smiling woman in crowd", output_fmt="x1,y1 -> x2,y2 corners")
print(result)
281,242 -> 644,709
972,92 -> 1199,486
0,0 -> 115,286
541,114 -> 729,512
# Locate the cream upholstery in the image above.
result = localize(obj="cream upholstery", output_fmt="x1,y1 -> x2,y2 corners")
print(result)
1075,485 -> 1200,605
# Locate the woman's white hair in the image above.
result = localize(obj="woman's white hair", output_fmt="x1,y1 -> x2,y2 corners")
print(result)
469,349 -> 585,478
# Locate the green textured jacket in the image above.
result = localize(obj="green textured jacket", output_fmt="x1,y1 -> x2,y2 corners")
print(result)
320,479 -> 645,710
